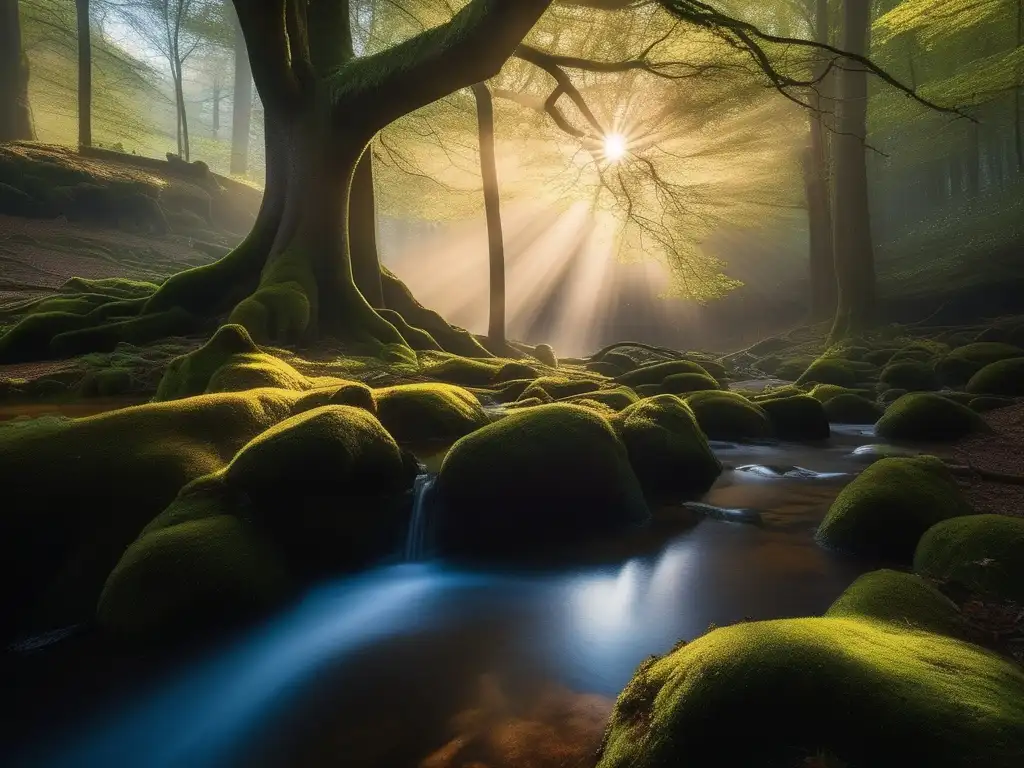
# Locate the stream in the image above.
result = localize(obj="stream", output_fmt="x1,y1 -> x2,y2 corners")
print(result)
3,424 -> 907,768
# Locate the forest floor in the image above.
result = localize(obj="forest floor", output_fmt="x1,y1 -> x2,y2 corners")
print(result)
954,403 -> 1024,520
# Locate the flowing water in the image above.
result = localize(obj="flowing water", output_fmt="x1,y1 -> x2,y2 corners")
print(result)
3,424 -> 910,768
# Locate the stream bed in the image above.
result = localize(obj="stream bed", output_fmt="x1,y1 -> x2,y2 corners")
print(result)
3,425 -> 906,768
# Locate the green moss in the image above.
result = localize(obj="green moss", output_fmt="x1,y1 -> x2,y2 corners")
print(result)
434,404 -> 649,557
506,396 -> 545,409
880,387 -> 908,405
519,376 -> 599,401
568,398 -> 619,418
683,390 -> 772,441
797,358 -> 860,387
533,343 -> 557,368
614,360 -> 711,387
877,393 -> 988,441
494,361 -> 540,383
807,383 -> 871,403
825,569 -> 967,638
880,360 -> 939,391
154,324 -> 261,401
751,385 -> 806,401
0,311 -> 96,362
374,308 -> 441,351
915,515 -> 1024,602
969,395 -> 1016,413
562,386 -> 639,412
613,395 -> 721,499
373,382 -> 489,443
584,360 -> 624,377
659,372 -> 720,394
423,356 -> 502,386
0,389 -> 300,631
935,342 -> 1024,386
862,347 -> 899,366
688,357 -> 727,380
49,309 -> 203,358
97,515 -> 289,637
206,352 -> 310,394
774,356 -> 815,380
292,381 -> 376,415
596,617 -> 1024,768
759,395 -> 830,440
816,456 -> 973,560
823,393 -> 883,425
601,351 -> 637,371
61,276 -> 161,300
79,367 -> 135,397
966,357 -> 1024,396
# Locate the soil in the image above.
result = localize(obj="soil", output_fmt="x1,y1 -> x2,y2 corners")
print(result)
952,403 -> 1024,520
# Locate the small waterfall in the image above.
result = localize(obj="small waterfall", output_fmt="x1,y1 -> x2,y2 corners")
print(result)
405,474 -> 436,561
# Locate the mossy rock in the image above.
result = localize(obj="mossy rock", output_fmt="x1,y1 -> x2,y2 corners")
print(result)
966,357 -> 1024,397
601,351 -> 637,371
751,385 -> 806,402
683,390 -> 772,441
0,389 -> 301,635
797,358 -> 861,388
373,383 -> 489,443
0,311 -> 98,363
97,514 -> 289,637
862,347 -> 899,366
686,357 -> 727,381
774,356 -> 814,380
807,383 -> 872,403
939,391 -> 976,406
935,342 -> 1024,386
154,324 -> 261,401
493,361 -> 540,384
423,356 -> 501,387
825,569 -> 967,638
969,395 -> 1016,413
659,372 -> 720,395
562,386 -> 638,412
880,387 -> 908,405
612,395 -> 722,500
506,396 -> 545,409
596,617 -> 1024,768
877,393 -> 988,441
205,352 -> 310,394
584,360 -> 624,377
816,456 -> 973,560
879,360 -> 939,391
532,343 -> 557,368
614,360 -> 711,388
519,376 -> 599,401
823,393 -> 883,425
759,395 -> 830,440
292,381 -> 376,415
78,367 -> 135,397
915,515 -> 1024,602
434,404 -> 649,557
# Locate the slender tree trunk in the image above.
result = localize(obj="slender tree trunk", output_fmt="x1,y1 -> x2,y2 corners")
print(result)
230,10 -> 252,175
174,58 -> 190,162
0,0 -> 35,142
829,0 -> 876,343
76,0 -> 92,148
472,82 -> 507,345
349,149 -> 384,308
806,0 -> 836,321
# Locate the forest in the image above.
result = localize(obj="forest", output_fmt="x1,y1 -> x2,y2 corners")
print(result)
0,1 -> 1023,767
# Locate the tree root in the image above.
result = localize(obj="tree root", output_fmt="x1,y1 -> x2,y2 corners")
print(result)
946,463 -> 1024,487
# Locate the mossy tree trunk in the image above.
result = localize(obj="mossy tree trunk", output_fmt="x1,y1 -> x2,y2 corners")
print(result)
472,82 -> 507,346
0,0 -> 35,142
76,0 -> 92,148
146,0 -> 551,349
828,0 -> 876,344
806,0 -> 835,322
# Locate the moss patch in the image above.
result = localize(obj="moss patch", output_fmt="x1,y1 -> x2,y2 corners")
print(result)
423,356 -> 502,387
880,360 -> 939,391
935,342 -> 1024,386
683,391 -> 772,441
797,358 -> 861,388
877,393 -> 988,441
915,515 -> 1024,603
155,324 -> 264,401
373,383 -> 489,443
758,395 -> 830,440
434,404 -> 649,557
613,395 -> 722,500
597,617 -> 1024,768
825,569 -> 967,638
816,456 -> 973,560
966,357 -> 1024,397
613,360 -> 712,387
823,393 -> 883,425
659,372 -> 720,395
562,386 -> 639,412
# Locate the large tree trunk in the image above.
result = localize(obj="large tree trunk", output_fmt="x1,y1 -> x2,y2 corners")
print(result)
76,0 -> 92,148
828,0 -> 876,344
229,9 -> 252,175
0,0 -> 35,142
349,150 -> 384,309
472,82 -> 507,345
805,0 -> 835,321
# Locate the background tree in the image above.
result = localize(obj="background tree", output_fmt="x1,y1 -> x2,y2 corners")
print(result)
76,0 -> 92,147
0,0 -> 36,141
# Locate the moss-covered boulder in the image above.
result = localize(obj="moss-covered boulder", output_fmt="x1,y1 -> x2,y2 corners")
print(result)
205,352 -> 310,394
434,404 -> 649,557
155,324 -> 262,400
862,347 -> 899,366
292,381 -> 377,415
823,393 -> 883,425
816,456 -> 973,560
758,395 -> 830,440
876,393 -> 988,441
935,342 -> 1024,386
596,617 -> 1024,768
880,387 -> 908,405
562,386 -> 638,412
0,389 -> 300,635
613,360 -> 711,388
97,514 -> 289,637
774,356 -> 814,380
518,376 -> 599,402
825,569 -> 967,638
533,343 -> 557,368
751,385 -> 806,402
613,395 -> 722,499
797,358 -> 860,387
493,361 -> 540,384
422,356 -> 501,387
807,383 -> 873,403
683,391 -> 772,441
879,360 -> 939,391
659,372 -> 720,395
966,357 -> 1024,397
373,383 -> 489,443
915,515 -> 1024,602
969,395 -> 1016,413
